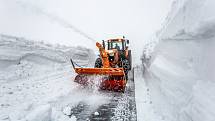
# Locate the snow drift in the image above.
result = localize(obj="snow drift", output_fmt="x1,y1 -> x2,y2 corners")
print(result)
0,34 -> 99,121
144,0 -> 215,121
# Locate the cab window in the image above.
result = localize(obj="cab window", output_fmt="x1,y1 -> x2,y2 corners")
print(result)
109,41 -> 123,50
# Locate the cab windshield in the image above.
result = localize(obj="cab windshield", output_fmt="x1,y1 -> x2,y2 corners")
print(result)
108,41 -> 123,50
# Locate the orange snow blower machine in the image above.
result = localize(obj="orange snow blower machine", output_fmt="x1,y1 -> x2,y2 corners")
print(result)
71,37 -> 132,92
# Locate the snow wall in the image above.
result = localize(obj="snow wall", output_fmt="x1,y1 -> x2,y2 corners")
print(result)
144,0 -> 215,121
0,34 -> 96,121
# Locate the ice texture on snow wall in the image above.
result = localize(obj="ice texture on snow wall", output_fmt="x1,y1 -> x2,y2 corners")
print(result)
145,0 -> 215,121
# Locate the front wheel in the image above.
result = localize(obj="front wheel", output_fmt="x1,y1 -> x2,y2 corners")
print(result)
94,58 -> 102,68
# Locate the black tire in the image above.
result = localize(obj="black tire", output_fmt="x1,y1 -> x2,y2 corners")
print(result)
122,59 -> 130,74
128,50 -> 132,70
94,58 -> 102,68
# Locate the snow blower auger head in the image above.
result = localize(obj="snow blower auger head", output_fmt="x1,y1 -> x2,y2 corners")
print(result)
71,37 -> 131,92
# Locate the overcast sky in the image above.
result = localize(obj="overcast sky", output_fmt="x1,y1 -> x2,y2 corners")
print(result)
0,0 -> 173,64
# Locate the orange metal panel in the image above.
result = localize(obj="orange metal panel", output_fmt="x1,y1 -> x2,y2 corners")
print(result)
74,68 -> 125,76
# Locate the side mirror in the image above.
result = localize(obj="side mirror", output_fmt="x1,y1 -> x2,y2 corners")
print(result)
127,40 -> 129,44
102,40 -> 105,48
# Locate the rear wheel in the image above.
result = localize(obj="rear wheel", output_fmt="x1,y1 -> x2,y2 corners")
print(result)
122,59 -> 130,75
94,58 -> 102,68
128,50 -> 132,70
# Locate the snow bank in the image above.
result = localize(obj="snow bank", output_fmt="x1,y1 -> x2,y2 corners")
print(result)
135,66 -> 164,121
0,34 -> 95,121
144,0 -> 215,121
0,34 -> 95,81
